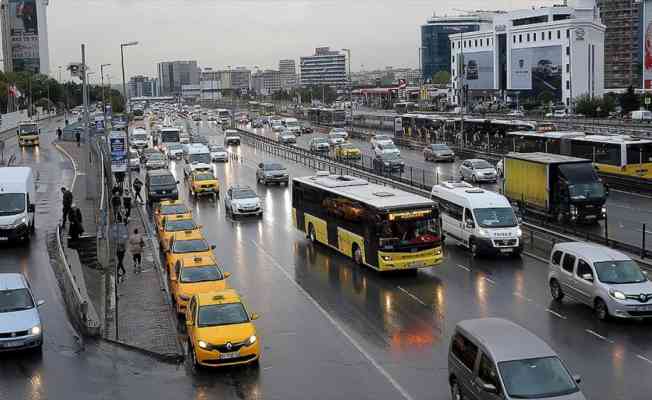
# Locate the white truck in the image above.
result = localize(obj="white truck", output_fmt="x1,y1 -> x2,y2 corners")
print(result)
0,167 -> 36,242
183,144 -> 212,177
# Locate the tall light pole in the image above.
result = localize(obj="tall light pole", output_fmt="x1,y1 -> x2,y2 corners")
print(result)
342,48 -> 352,125
120,41 -> 138,191
101,63 -> 111,130
418,46 -> 425,86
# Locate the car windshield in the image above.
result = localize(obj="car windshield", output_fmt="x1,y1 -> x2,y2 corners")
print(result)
198,303 -> 249,327
210,146 -> 225,152
377,215 -> 440,249
473,207 -> 518,228
381,143 -> 397,150
0,193 -> 25,216
164,219 -> 196,231
232,189 -> 257,199
132,133 -> 147,141
559,164 -> 605,200
160,204 -> 188,215
263,163 -> 285,171
172,239 -> 209,253
150,175 -> 176,186
432,144 -> 450,151
594,260 -> 647,284
471,160 -> 492,169
148,154 -> 164,161
0,288 -> 34,313
194,173 -> 214,181
330,133 -> 347,139
332,128 -> 345,133
180,266 -> 223,283
499,357 -> 579,399
340,144 -> 354,149
19,124 -> 37,134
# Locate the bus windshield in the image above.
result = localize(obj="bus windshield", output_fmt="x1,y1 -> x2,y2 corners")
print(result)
18,124 -> 38,135
377,214 -> 440,250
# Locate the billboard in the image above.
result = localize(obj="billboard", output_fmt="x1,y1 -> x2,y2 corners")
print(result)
109,130 -> 127,173
8,0 -> 40,73
644,0 -> 652,88
511,46 -> 562,101
464,51 -> 494,90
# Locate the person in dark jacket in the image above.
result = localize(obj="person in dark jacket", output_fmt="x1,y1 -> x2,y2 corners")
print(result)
122,190 -> 132,223
68,205 -> 84,242
132,178 -> 144,203
111,190 -> 122,220
75,130 -> 81,146
116,241 -> 126,283
61,187 -> 73,228
56,127 -> 62,141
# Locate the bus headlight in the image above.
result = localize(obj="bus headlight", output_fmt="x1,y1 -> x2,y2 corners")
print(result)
381,255 -> 392,261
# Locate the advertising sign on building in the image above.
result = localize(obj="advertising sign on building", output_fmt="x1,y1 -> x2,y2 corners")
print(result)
644,0 -> 652,88
511,46 -> 562,101
464,51 -> 494,90
109,130 -> 127,173
8,0 -> 40,73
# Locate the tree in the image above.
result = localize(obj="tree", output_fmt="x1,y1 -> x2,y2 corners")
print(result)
619,86 -> 640,115
432,71 -> 451,85
574,95 -> 615,118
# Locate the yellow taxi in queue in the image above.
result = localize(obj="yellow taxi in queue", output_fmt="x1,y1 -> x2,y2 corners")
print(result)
169,255 -> 230,314
187,170 -> 220,199
157,216 -> 199,251
186,289 -> 260,368
334,142 -> 362,160
165,230 -> 215,275
154,200 -> 192,232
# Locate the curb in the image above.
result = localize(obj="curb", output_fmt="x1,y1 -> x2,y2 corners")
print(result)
101,337 -> 184,364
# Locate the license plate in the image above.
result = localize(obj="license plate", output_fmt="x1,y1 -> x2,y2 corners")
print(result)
2,340 -> 24,348
500,248 -> 513,253
0,237 -> 7,241
219,351 -> 240,359
408,262 -> 425,269
585,215 -> 596,220
637,305 -> 652,312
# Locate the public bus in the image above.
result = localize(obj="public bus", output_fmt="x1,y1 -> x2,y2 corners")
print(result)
16,121 -> 39,146
292,173 -> 443,272
159,127 -> 181,151
318,108 -> 346,127
394,102 -> 418,114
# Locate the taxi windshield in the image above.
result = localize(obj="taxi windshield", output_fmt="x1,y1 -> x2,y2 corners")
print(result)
194,173 -> 215,181
160,205 -> 188,215
198,303 -> 249,327
180,266 -> 223,283
164,219 -> 196,232
172,239 -> 209,253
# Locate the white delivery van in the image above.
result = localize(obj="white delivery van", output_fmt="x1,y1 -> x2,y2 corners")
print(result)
431,181 -> 522,257
282,118 -> 302,135
0,167 -> 36,242
183,144 -> 212,177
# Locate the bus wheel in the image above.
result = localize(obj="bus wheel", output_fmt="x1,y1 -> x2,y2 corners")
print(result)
353,244 -> 363,265
308,224 -> 316,243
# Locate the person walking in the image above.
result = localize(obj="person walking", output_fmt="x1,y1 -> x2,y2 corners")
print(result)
75,129 -> 81,147
68,205 -> 84,242
116,241 -> 126,283
56,127 -> 62,141
132,177 -> 144,204
61,187 -> 73,228
111,190 -> 122,220
122,190 -> 132,224
128,228 -> 145,274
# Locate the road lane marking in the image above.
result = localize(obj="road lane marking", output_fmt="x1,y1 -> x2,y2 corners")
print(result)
545,308 -> 567,320
585,329 -> 614,344
251,240 -> 415,400
397,286 -> 427,307
456,264 -> 470,272
482,276 -> 496,285
54,143 -> 78,190
513,292 -> 534,302
636,354 -> 652,365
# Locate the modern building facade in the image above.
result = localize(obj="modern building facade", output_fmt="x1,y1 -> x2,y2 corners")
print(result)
128,75 -> 159,98
596,0 -> 642,89
421,13 -> 495,83
279,59 -> 297,89
157,60 -> 200,96
252,70 -> 281,95
0,0 -> 50,74
230,67 -> 251,93
450,0 -> 605,110
300,47 -> 347,86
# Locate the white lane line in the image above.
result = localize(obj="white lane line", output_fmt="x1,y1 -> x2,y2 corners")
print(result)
54,143 -> 79,190
397,286 -> 428,307
513,292 -> 534,302
482,276 -> 496,285
545,308 -> 567,320
456,264 -> 471,272
636,354 -> 652,365
251,240 -> 415,400
585,329 -> 615,344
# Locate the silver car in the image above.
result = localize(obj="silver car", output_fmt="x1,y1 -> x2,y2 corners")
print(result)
0,273 -> 44,352
424,143 -> 455,162
548,242 -> 652,320
459,159 -> 497,183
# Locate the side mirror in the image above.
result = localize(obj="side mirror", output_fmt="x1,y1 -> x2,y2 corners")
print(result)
211,245 -> 216,250
466,220 -> 475,229
581,273 -> 594,282
36,300 -> 45,307
475,378 -> 498,394
250,313 -> 259,320
573,374 -> 582,384
223,272 -> 232,278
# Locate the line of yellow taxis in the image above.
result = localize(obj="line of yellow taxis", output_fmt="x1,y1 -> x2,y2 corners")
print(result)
154,199 -> 261,369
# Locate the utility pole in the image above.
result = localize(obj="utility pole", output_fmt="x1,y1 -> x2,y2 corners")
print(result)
458,32 -> 465,149
82,44 -> 90,145
342,48 -> 352,126
101,64 -> 111,132
120,41 -> 138,191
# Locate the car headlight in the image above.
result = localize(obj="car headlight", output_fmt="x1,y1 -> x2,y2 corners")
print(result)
16,216 -> 26,226
381,255 -> 392,261
477,228 -> 490,237
247,335 -> 257,345
434,248 -> 442,256
516,227 -> 523,237
31,325 -> 41,335
198,340 -> 209,349
609,290 -> 626,300
601,206 -> 607,215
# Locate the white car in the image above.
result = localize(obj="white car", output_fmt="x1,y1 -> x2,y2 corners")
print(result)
0,273 -> 45,352
271,122 -> 284,132
129,149 -> 140,170
224,186 -> 263,217
209,144 -> 228,162
166,143 -> 184,159
373,142 -> 400,157
459,159 -> 498,183
370,134 -> 393,148
328,132 -> 347,146
130,130 -> 149,149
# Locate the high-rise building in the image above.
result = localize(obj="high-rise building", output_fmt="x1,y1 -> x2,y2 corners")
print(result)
252,70 -> 281,95
0,0 -> 50,74
300,47 -> 347,86
157,60 -> 199,96
421,13 -> 496,83
596,0 -> 642,89
279,59 -> 297,89
128,75 -> 159,98
230,67 -> 251,93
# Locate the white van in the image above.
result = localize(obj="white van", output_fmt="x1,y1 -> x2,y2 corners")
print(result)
183,144 -> 211,177
630,110 -> 652,121
431,181 -> 522,257
0,167 -> 36,242
282,118 -> 301,135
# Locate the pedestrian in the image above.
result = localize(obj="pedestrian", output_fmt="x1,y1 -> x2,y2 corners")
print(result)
75,129 -> 81,147
111,190 -> 122,220
61,187 -> 73,228
122,190 -> 132,223
115,172 -> 125,189
68,205 -> 84,242
128,228 -> 145,274
56,127 -> 62,141
132,177 -> 144,204
116,241 -> 126,283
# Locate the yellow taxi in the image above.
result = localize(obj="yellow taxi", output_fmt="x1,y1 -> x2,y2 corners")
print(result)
169,255 -> 231,314
334,143 -> 362,160
157,215 -> 199,251
186,170 -> 220,199
186,289 -> 260,368
154,200 -> 192,231
164,229 -> 215,274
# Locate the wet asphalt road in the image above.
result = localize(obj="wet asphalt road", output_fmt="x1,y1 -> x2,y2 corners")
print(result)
2,115 -> 651,400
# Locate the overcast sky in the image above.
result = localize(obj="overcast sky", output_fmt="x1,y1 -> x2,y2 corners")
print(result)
47,0 -> 559,81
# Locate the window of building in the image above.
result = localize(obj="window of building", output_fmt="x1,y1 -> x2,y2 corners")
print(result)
527,33 -> 530,42
513,35 -> 516,44
566,64 -> 570,73
486,38 -> 490,46
566,29 -> 570,38
533,32 -> 537,42
557,30 -> 561,39
475,39 -> 478,47
566,80 -> 570,90
541,32 -> 545,41
519,34 -> 522,43
566,46 -> 570,55
464,40 -> 467,48
548,31 -> 552,40
566,97 -> 570,106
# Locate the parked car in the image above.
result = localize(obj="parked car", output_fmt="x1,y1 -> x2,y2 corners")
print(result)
256,162 -> 289,185
423,143 -> 455,162
459,159 -> 497,183
0,273 -> 45,352
224,186 -> 263,217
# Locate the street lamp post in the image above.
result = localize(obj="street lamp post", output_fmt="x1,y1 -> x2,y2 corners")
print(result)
120,41 -> 139,191
341,48 -> 352,126
101,63 -> 111,131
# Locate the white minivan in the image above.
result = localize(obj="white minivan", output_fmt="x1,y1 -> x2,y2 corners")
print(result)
0,167 -> 36,242
431,181 -> 522,257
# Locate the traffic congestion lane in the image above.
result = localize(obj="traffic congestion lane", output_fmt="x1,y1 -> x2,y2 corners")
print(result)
177,119 -> 652,400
